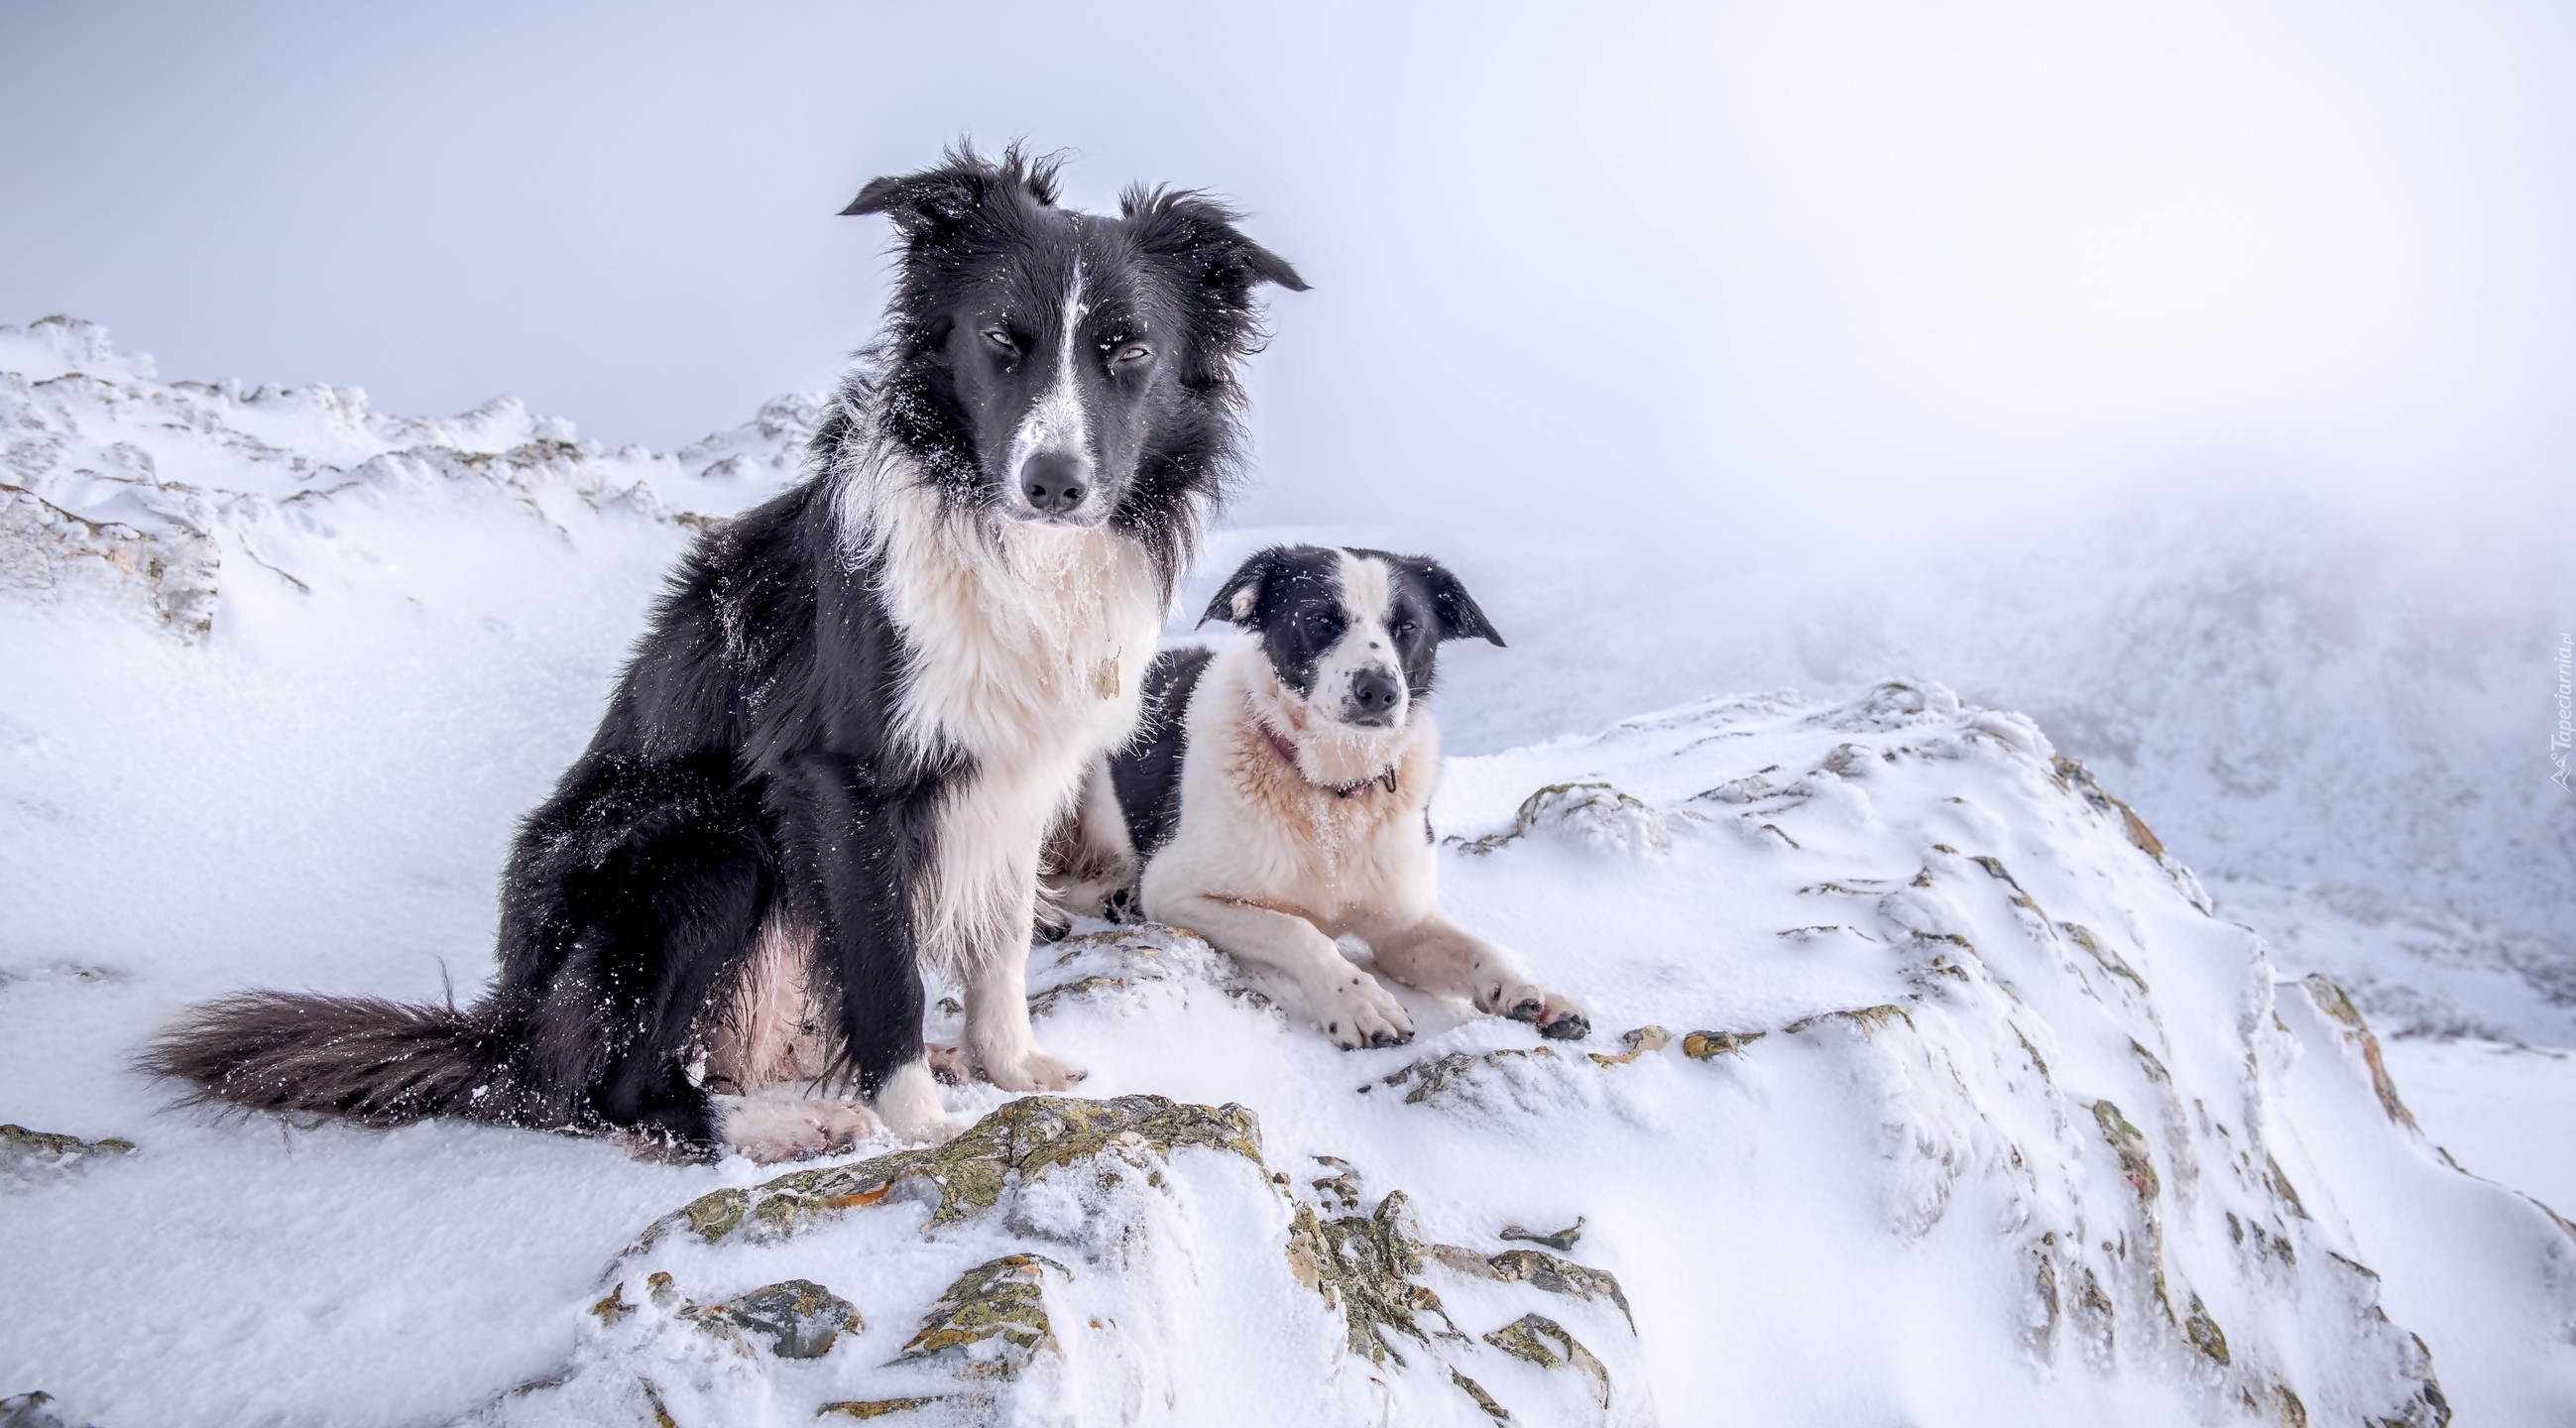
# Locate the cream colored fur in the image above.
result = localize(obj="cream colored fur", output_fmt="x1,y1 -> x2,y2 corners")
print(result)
701,918 -> 885,1161
1120,554 -> 1584,1047
699,913 -> 837,1094
712,1086 -> 883,1163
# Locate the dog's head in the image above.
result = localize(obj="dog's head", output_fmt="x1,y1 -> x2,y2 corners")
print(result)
845,143 -> 1306,539
1202,545 -> 1504,732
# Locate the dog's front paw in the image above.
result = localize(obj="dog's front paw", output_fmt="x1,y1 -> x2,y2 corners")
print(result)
1498,985 -> 1591,1041
977,1045 -> 1089,1093
894,1114 -> 964,1146
714,1093 -> 883,1164
873,1059 -> 966,1144
1312,971 -> 1414,1050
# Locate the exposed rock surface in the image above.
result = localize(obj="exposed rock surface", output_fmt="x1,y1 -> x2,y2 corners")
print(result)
0,1126 -> 135,1186
497,1095 -> 1649,1426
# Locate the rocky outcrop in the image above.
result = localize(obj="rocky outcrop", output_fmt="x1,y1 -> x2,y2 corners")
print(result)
0,1125 -> 135,1185
500,1096 -> 1649,1426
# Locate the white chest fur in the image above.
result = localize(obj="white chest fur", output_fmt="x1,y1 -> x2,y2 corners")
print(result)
851,467 -> 1166,971
1160,641 -> 1444,926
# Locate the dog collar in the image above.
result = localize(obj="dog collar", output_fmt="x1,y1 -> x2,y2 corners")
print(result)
1262,725 -> 1397,799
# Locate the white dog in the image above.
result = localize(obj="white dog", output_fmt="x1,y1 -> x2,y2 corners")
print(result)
1048,544 -> 1589,1049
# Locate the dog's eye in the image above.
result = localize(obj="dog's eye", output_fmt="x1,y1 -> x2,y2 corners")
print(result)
1113,344 -> 1151,364
1392,621 -> 1420,638
982,327 -> 1018,354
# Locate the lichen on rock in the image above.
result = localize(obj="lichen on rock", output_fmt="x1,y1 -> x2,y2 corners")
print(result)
2093,1100 -> 2161,1204
644,1093 -> 1263,1248
817,1397 -> 947,1421
1433,1245 -> 1639,1333
895,1254 -> 1064,1379
1286,1190 -> 1455,1364
1380,1045 -> 1563,1107
1483,1313 -> 1611,1408
0,1124 -> 135,1165
2299,975 -> 2421,1132
2181,1293 -> 2230,1367
1500,1218 -> 1584,1251
0,1125 -> 136,1184
694,1278 -> 862,1360
1681,1029 -> 1765,1059
1449,1368 -> 1511,1420
1588,1026 -> 1670,1066
1784,1004 -> 1917,1038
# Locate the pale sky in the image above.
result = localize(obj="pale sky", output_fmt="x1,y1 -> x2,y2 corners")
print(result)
5,0 -> 2570,544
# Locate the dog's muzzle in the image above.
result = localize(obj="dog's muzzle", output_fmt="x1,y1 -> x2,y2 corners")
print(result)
1341,668 -> 1406,727
1018,452 -> 1089,515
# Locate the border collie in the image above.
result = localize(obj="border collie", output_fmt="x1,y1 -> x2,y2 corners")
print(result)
148,145 -> 1306,1159
1048,545 -> 1590,1048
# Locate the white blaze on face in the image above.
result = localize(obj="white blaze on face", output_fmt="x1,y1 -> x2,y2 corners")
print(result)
1004,261 -> 1091,512
1312,549 -> 1406,727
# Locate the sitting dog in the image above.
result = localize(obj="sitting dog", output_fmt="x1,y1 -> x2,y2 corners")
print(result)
148,145 -> 1307,1160
1049,544 -> 1589,1048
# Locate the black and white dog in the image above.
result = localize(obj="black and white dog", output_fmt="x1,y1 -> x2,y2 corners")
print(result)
1048,545 -> 1590,1049
150,145 -> 1306,1159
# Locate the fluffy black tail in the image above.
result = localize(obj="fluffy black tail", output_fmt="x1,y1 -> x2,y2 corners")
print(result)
144,992 -> 517,1128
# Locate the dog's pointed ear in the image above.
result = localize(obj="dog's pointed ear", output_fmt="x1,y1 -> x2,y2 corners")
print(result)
1121,186 -> 1310,297
1407,557 -> 1505,647
843,141 -> 1063,243
1199,546 -> 1291,629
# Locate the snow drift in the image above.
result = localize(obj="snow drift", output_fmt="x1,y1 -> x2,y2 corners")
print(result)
3,320 -> 2571,1426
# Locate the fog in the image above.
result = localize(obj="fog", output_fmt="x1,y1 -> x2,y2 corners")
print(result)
9,4 -> 2574,966
5,1 -> 2570,555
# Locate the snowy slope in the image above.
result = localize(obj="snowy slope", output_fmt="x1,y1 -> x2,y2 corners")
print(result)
1363,513 -> 2576,1051
4,322 -> 2572,1427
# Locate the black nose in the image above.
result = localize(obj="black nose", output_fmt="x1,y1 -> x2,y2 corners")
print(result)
1021,452 -> 1089,516
1346,668 -> 1404,724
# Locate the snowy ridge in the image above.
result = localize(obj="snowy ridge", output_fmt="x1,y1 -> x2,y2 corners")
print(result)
0,314 -> 816,636
3,324 -> 2572,1425
465,682 -> 2574,1426
1384,503 -> 2576,1050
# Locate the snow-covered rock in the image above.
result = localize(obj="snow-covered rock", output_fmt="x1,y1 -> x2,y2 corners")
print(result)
4,323 -> 2572,1426
0,314 -> 814,639
494,1091 -> 1651,1426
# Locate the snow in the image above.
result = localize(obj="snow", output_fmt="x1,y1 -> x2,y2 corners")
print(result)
2378,1038 -> 2576,1220
4,319 -> 2572,1425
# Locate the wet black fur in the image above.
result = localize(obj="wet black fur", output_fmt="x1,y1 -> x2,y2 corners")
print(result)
1101,546 -> 1503,858
147,144 -> 1304,1152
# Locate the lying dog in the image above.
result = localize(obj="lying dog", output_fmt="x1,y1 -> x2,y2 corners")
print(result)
1050,544 -> 1589,1048
149,145 -> 1306,1159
